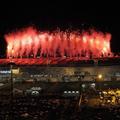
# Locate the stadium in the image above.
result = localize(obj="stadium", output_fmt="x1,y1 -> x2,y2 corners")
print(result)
0,27 -> 120,78
0,27 -> 115,65
0,27 -> 120,87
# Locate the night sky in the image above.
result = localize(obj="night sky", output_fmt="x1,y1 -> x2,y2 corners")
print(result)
0,1 -> 120,57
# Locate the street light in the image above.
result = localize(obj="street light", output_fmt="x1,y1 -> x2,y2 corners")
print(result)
98,74 -> 103,80
9,49 -> 15,120
97,74 -> 103,91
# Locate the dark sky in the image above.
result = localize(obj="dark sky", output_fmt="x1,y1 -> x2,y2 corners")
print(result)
0,1 -> 120,57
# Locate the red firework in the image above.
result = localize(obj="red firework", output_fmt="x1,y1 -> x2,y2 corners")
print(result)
5,27 -> 112,59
